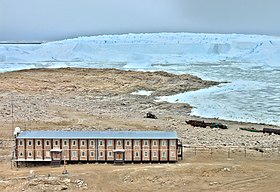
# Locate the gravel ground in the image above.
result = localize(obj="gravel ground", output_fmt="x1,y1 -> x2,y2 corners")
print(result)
0,68 -> 279,148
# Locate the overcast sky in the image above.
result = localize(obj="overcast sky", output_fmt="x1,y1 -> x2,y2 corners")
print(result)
0,0 -> 279,41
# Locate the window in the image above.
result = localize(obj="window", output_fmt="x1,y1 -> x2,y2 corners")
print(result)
55,140 -> 59,146
144,151 -> 148,157
144,140 -> 148,146
90,140 -> 94,146
153,151 -> 157,157
19,140 -> 23,146
108,151 -> 112,157
162,140 -> 166,146
170,140 -> 175,146
37,151 -> 41,156
81,140 -> 86,146
117,140 -> 121,146
99,140 -> 103,146
171,151 -> 175,157
28,151 -> 32,157
37,140 -> 41,146
81,151 -> 86,157
46,140 -> 50,146
72,140 -> 76,146
72,151 -> 77,157
153,140 -> 157,146
135,140 -> 139,146
64,140 -> 67,146
162,152 -> 166,158
126,141 -> 130,146
135,152 -> 139,157
19,152 -> 23,157
90,151 -> 94,157
28,140 -> 32,146
99,151 -> 103,157
108,140 -> 113,146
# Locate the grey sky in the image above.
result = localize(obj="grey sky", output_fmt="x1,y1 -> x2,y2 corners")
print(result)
0,0 -> 279,41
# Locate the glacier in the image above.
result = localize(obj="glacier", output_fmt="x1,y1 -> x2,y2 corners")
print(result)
1,32 -> 280,125
1,33 -> 280,67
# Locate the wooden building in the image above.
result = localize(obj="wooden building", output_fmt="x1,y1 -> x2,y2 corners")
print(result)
15,130 -> 182,164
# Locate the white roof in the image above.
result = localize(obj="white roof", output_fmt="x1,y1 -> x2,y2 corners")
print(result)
113,149 -> 125,152
50,149 -> 62,152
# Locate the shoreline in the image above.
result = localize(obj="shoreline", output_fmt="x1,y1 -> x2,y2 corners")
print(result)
0,67 -> 279,148
1,67 -> 277,127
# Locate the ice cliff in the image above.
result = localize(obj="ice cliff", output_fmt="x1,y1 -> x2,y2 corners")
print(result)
0,33 -> 279,67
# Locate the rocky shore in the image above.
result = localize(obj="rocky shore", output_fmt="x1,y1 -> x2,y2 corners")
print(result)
0,68 -> 279,148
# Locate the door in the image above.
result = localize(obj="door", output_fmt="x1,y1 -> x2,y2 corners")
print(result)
114,151 -> 125,163
116,152 -> 123,161
51,152 -> 62,161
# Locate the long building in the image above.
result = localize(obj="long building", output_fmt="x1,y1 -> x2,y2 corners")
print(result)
15,130 -> 183,164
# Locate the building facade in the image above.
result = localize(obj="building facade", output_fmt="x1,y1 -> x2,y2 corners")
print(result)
15,130 -> 182,163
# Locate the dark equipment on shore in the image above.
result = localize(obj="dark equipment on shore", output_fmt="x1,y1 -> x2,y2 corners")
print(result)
210,122 -> 228,129
263,128 -> 280,135
145,112 -> 158,119
186,120 -> 227,129
240,127 -> 262,133
186,120 -> 209,128
240,127 -> 280,135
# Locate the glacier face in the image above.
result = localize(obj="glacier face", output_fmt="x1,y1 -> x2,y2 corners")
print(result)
1,32 -> 280,125
0,33 -> 280,67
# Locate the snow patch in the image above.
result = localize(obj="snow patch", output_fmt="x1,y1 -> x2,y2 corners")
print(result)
131,90 -> 153,96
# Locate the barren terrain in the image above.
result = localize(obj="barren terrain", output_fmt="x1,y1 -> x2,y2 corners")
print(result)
0,68 -> 279,191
